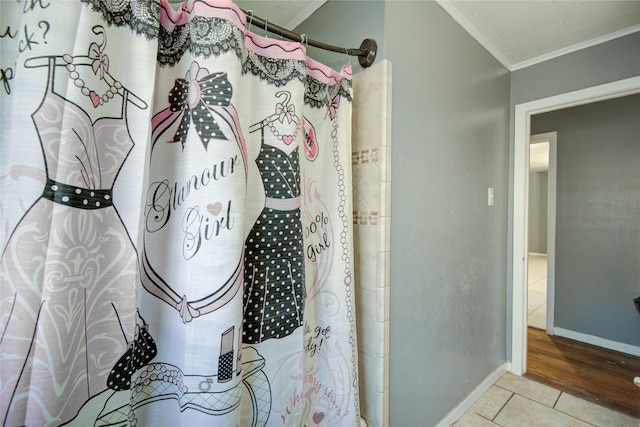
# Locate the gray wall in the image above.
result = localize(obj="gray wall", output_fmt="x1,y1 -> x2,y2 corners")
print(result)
511,32 -> 640,106
531,95 -> 640,346
300,0 -> 640,423
302,1 -> 510,426
295,0 -> 385,73
508,32 -> 640,359
383,2 -> 509,426
528,171 -> 548,254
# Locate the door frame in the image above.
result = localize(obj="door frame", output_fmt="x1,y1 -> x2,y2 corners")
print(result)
529,131 -> 556,336
510,76 -> 640,376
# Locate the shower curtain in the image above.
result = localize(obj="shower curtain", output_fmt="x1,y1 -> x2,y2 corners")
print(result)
0,1 -> 359,426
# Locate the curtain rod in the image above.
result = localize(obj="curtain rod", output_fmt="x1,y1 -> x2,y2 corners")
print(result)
241,9 -> 377,68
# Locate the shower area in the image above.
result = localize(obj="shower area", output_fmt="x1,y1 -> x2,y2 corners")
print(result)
352,60 -> 392,427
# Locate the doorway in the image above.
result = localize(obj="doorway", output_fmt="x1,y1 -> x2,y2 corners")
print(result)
510,76 -> 640,375
527,132 -> 556,335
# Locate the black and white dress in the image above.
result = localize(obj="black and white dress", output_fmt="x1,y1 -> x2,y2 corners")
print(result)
242,134 -> 305,344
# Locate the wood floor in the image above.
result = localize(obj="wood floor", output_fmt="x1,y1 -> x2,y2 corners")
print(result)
526,327 -> 640,418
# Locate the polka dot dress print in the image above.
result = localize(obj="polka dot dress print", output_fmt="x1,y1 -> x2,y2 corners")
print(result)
243,142 -> 305,344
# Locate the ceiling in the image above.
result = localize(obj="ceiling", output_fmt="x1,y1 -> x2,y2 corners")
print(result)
436,0 -> 640,70
235,0 -> 640,71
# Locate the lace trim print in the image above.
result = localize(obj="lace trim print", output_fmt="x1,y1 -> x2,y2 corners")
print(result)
242,52 -> 307,88
304,75 -> 352,109
81,0 -> 349,90
157,17 -> 246,67
81,0 -> 161,40
158,17 -> 307,85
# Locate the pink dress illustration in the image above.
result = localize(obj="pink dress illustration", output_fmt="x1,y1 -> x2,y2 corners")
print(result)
0,53 -> 144,426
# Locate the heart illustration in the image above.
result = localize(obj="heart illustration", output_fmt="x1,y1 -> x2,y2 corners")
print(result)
89,91 -> 101,108
207,202 -> 222,216
282,135 -> 294,145
312,412 -> 325,424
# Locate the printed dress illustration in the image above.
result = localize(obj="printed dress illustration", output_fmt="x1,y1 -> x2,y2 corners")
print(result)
243,92 -> 305,344
0,38 -> 146,426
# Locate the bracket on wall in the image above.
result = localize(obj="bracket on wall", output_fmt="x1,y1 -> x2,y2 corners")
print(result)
357,39 -> 377,68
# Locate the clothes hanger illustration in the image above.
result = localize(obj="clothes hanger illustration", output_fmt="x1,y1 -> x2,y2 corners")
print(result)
248,91 -> 300,135
23,25 -> 147,110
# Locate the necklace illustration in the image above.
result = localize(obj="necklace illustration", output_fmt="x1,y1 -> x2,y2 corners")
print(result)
62,26 -> 121,108
266,117 -> 300,145
63,54 -> 122,108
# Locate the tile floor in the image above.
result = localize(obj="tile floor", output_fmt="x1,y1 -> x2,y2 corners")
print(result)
527,253 -> 547,330
451,372 -> 639,427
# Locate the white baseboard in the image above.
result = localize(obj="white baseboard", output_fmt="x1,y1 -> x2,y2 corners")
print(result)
554,327 -> 640,357
435,363 -> 507,427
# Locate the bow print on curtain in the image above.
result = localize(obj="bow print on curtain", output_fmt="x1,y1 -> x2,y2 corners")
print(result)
165,64 -> 234,149
0,1 -> 359,426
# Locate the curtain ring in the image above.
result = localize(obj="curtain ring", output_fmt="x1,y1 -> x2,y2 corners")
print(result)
300,34 -> 308,46
345,48 -> 352,66
264,18 -> 268,38
246,10 -> 253,32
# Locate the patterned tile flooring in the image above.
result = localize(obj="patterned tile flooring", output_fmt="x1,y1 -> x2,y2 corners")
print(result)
527,254 -> 547,330
451,372 -> 639,427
